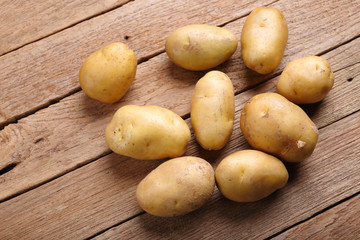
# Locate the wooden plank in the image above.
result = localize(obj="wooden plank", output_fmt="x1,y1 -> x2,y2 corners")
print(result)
0,0 -> 130,55
0,0 -> 276,127
273,194 -> 360,240
0,45 -> 359,239
93,111 -> 360,240
0,0 -> 359,202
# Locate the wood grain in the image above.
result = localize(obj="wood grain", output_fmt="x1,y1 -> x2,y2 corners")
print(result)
273,194 -> 360,240
0,1 -> 359,202
0,0 -> 276,127
0,45 -> 359,239
0,0 -> 130,55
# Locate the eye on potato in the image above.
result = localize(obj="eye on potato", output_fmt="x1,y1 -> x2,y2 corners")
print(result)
241,7 -> 288,74
277,56 -> 334,104
105,105 -> 190,160
79,42 -> 137,103
191,71 -> 235,150
240,93 -> 319,162
136,156 -> 215,217
215,150 -> 288,202
165,24 -> 238,71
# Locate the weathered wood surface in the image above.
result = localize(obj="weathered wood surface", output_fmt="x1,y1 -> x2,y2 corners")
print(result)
1,0 -> 359,203
0,0 -> 359,239
0,0 -> 130,55
274,194 -> 360,240
0,0 -> 276,127
0,37 -> 359,239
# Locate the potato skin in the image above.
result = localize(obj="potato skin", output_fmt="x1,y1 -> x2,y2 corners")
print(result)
79,42 -> 137,103
165,24 -> 238,71
191,71 -> 235,150
136,156 -> 215,217
240,93 -> 319,162
215,150 -> 288,202
241,7 -> 288,74
277,56 -> 334,104
105,105 -> 190,160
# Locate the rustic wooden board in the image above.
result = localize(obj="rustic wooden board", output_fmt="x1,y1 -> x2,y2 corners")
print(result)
0,0 -> 359,202
0,0 -> 276,127
0,0 -> 130,55
0,47 -> 358,239
273,194 -> 360,240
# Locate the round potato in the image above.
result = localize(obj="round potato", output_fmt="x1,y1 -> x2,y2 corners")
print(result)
241,7 -> 288,74
215,150 -> 288,202
277,56 -> 334,104
165,24 -> 238,71
240,93 -> 319,162
79,42 -> 137,103
136,156 -> 215,217
105,105 -> 190,160
191,71 -> 235,150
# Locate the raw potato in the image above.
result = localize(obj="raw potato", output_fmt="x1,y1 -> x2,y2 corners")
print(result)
136,156 -> 215,217
215,150 -> 288,202
277,56 -> 334,104
165,24 -> 238,71
240,93 -> 319,162
241,7 -> 288,74
79,42 -> 137,103
105,105 -> 190,160
191,71 -> 235,150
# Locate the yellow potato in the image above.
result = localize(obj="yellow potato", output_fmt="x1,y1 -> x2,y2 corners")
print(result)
241,7 -> 288,74
165,24 -> 238,71
215,150 -> 288,202
277,56 -> 334,104
105,105 -> 190,160
79,42 -> 137,103
240,93 -> 319,162
191,71 -> 235,150
136,156 -> 215,217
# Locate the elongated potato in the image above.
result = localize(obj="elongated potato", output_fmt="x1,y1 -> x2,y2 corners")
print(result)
105,105 -> 190,160
240,93 -> 319,162
241,7 -> 288,74
191,71 -> 234,150
136,156 -> 215,217
215,150 -> 288,202
165,24 -> 238,71
79,42 -> 137,103
277,56 -> 334,104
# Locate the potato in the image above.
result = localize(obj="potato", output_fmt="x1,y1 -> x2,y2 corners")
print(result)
277,56 -> 334,104
136,156 -> 215,217
79,42 -> 137,103
240,93 -> 319,162
241,7 -> 288,74
215,150 -> 288,202
105,105 -> 190,160
165,24 -> 238,71
191,71 -> 235,150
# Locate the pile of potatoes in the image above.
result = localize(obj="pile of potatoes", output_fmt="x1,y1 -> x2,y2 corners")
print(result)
79,6 -> 334,217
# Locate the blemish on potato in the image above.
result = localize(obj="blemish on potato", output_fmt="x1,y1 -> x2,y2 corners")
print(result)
297,140 -> 306,149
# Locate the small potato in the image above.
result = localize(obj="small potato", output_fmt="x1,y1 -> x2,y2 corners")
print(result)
79,42 -> 137,103
105,105 -> 190,160
136,156 -> 215,217
165,24 -> 238,71
215,150 -> 288,202
240,93 -> 319,162
277,56 -> 334,104
241,7 -> 288,74
191,71 -> 235,150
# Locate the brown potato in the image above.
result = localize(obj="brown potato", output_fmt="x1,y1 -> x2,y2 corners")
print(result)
240,93 -> 319,162
136,156 -> 215,217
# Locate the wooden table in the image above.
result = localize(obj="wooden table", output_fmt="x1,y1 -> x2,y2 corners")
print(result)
1,0 -> 359,239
